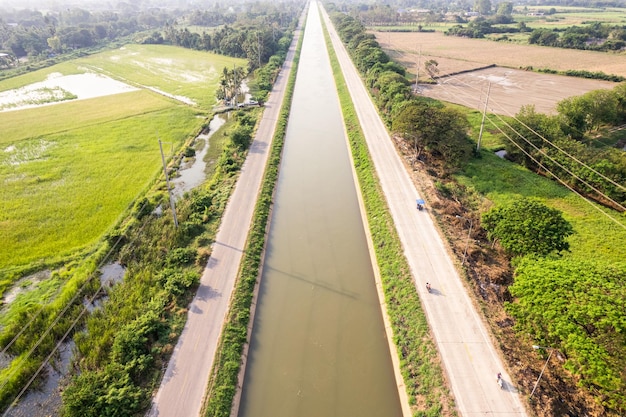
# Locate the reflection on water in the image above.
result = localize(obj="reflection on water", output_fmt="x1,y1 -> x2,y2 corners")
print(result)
172,113 -> 228,199
237,3 -> 402,417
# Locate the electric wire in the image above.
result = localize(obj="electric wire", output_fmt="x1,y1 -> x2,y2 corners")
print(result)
440,72 -> 626,194
417,73 -> 626,228
0,198 -> 153,411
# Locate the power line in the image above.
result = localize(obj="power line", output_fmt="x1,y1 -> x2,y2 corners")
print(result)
423,74 -> 626,228
490,111 -> 626,212
0,198 -> 154,411
440,73 -> 626,195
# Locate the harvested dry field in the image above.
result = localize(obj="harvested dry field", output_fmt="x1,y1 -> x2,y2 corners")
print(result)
375,31 -> 625,114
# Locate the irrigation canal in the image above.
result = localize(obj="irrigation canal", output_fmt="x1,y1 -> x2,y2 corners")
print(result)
236,3 -> 403,417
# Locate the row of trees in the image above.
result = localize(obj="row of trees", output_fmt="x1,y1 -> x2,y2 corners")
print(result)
333,2 -> 625,413
528,22 -> 626,51
150,2 -> 299,73
330,8 -> 474,174
503,83 -> 626,210
160,23 -> 289,71
0,1 -> 300,65
0,7 -> 175,59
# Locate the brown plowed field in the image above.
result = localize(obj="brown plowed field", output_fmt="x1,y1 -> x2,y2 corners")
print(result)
375,31 -> 625,115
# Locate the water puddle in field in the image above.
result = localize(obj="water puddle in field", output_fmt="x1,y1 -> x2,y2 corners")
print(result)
0,72 -> 138,113
99,262 -> 126,287
84,262 -> 126,312
2,270 -> 51,305
4,340 -> 75,417
171,113 -> 228,199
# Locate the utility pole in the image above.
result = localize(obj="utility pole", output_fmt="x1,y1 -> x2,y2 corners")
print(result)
159,139 -> 178,228
233,63 -> 237,107
476,81 -> 491,152
414,45 -> 421,93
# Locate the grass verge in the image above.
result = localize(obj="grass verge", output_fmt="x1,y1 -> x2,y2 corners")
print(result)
323,17 -> 456,417
200,24 -> 304,417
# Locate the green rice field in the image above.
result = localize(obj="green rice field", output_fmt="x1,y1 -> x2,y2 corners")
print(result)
0,44 -> 245,281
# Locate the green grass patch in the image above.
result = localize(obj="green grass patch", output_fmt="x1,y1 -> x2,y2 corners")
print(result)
0,45 -> 244,282
459,140 -> 626,264
0,102 -> 203,277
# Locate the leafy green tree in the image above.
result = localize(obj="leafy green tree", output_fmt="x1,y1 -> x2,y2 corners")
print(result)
481,198 -> 574,257
507,258 -> 626,412
557,89 -> 619,135
503,105 -> 565,169
496,2 -> 513,16
474,0 -> 492,15
392,100 -> 472,170
528,28 -> 559,46
230,123 -> 253,150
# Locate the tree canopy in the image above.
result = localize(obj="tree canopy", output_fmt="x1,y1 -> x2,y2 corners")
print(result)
507,258 -> 626,412
481,198 -> 574,257
392,100 -> 472,169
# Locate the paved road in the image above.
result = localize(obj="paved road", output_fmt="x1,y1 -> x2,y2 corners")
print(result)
147,18 -> 303,417
320,5 -> 528,417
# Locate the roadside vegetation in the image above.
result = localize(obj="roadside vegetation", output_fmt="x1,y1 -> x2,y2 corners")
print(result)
328,4 -> 626,417
200,21 -> 303,417
322,14 -> 456,416
0,2 -> 300,414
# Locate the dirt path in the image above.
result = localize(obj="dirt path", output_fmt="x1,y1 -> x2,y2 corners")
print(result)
322,7 -> 528,417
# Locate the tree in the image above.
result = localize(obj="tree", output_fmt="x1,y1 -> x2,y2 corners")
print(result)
424,59 -> 439,80
503,105 -> 565,170
496,2 -> 513,16
557,89 -> 619,135
392,100 -> 472,170
528,28 -> 559,46
506,258 -> 626,412
216,66 -> 246,103
481,198 -> 574,257
47,35 -> 62,52
474,0 -> 492,15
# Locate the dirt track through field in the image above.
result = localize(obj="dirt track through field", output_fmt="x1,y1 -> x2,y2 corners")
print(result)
377,31 -> 624,115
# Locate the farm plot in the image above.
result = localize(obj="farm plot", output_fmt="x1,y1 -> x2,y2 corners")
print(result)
419,66 -> 617,115
0,45 -> 243,277
377,31 -> 624,114
378,31 -> 626,78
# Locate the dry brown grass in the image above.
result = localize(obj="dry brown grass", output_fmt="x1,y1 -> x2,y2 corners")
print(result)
374,31 -> 623,115
376,31 -> 626,77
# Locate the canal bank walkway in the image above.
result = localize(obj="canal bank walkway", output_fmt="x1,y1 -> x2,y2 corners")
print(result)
147,16 -> 303,417
320,6 -> 528,417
